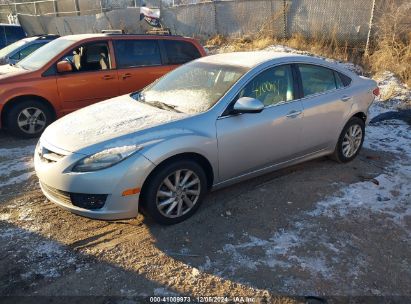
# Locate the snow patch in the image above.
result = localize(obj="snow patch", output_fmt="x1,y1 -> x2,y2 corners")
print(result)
0,144 -> 35,188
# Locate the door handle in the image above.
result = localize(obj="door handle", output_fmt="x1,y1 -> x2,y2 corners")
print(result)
286,110 -> 302,118
341,95 -> 352,102
122,73 -> 132,79
102,75 -> 114,80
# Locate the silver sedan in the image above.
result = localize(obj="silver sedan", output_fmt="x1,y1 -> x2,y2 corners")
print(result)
34,52 -> 379,224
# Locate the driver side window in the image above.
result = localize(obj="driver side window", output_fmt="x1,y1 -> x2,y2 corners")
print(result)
238,65 -> 294,107
61,42 -> 111,72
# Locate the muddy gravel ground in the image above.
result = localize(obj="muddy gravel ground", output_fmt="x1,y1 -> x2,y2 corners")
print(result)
0,104 -> 410,304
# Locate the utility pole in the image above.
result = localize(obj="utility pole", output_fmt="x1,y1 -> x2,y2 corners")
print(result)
365,0 -> 376,57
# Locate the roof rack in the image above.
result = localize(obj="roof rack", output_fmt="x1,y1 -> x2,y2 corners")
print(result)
102,32 -> 180,37
101,29 -> 124,34
33,34 -> 60,39
146,28 -> 172,35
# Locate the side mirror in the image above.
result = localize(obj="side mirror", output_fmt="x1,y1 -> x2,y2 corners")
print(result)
232,97 -> 264,114
57,60 -> 72,73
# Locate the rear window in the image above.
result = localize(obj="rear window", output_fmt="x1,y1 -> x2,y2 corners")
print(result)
114,40 -> 161,68
163,40 -> 201,65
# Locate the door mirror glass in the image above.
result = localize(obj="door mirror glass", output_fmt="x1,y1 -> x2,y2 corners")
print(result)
233,97 -> 264,114
57,60 -> 72,73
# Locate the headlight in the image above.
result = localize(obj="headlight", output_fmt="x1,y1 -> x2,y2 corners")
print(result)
72,145 -> 141,172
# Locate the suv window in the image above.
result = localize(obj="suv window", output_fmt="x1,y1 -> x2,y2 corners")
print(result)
163,40 -> 201,65
238,65 -> 294,107
10,42 -> 46,60
4,26 -> 25,44
61,42 -> 111,72
114,40 -> 161,68
298,64 -> 338,97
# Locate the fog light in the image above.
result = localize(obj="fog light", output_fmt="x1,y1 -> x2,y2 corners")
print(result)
70,193 -> 108,210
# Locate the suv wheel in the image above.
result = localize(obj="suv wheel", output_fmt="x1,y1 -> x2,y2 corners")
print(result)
142,160 -> 207,225
7,100 -> 52,138
332,117 -> 365,163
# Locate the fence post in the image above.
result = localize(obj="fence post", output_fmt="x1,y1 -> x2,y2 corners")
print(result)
74,0 -> 80,16
365,0 -> 376,56
213,0 -> 218,35
283,0 -> 287,39
53,0 -> 58,17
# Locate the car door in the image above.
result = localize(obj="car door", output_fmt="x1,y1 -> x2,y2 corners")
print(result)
297,64 -> 352,154
114,39 -> 168,95
56,40 -> 119,112
216,64 -> 305,182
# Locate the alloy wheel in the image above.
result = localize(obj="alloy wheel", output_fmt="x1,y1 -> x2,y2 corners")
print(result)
17,107 -> 47,134
342,124 -> 363,158
156,169 -> 201,218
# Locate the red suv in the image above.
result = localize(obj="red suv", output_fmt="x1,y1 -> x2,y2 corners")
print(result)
0,34 -> 206,137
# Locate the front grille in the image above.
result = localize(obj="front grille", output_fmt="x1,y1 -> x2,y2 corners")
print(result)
41,182 -> 71,205
38,146 -> 65,163
41,182 -> 107,210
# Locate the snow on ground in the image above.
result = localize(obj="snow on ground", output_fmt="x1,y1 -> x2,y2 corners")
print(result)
373,71 -> 411,109
0,144 -> 35,190
0,224 -> 86,280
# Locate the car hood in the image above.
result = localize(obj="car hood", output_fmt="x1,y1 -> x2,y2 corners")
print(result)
42,95 -> 191,153
0,64 -> 27,78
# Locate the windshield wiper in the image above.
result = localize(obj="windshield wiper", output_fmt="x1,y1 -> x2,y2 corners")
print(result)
144,100 -> 182,113
131,92 -> 182,113
15,63 -> 27,70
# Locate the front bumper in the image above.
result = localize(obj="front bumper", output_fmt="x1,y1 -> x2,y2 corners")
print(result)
34,140 -> 155,220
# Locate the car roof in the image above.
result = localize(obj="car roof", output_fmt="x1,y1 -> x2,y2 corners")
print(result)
197,51 -> 312,68
197,51 -> 356,76
0,23 -> 22,27
60,33 -> 190,41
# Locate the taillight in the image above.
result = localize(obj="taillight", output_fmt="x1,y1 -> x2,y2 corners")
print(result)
373,87 -> 380,96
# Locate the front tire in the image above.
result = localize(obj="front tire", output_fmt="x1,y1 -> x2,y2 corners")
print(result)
332,117 -> 365,163
141,160 -> 207,225
6,100 -> 53,138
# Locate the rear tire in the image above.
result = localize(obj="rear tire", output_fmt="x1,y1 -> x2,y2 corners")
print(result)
6,100 -> 53,138
141,160 -> 207,225
332,117 -> 365,163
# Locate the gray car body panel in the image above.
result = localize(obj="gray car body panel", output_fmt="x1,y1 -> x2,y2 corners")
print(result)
35,51 -> 377,219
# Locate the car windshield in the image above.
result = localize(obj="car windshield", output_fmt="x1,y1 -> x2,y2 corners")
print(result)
0,39 -> 27,58
16,38 -> 74,70
135,61 -> 248,114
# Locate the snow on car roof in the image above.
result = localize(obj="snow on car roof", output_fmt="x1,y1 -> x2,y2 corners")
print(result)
197,51 -> 306,68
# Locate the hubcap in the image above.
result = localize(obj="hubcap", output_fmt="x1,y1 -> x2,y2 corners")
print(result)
156,169 -> 201,218
342,124 -> 363,158
17,107 -> 46,134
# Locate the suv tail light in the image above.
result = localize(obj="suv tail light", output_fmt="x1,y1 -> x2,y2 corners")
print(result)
373,87 -> 380,96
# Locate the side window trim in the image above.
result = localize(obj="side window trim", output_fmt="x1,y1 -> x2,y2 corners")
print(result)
158,40 -> 170,65
291,63 -> 304,100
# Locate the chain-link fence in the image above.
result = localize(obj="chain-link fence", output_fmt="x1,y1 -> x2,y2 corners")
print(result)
163,0 -> 376,47
2,0 -> 378,48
